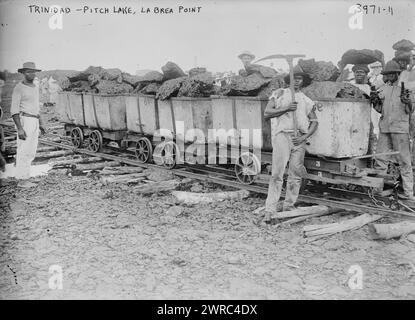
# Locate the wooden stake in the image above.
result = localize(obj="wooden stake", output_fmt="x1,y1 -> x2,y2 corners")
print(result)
368,221 -> 415,240
271,205 -> 332,220
100,166 -> 144,176
274,209 -> 343,227
35,150 -> 73,159
50,156 -> 103,168
303,213 -> 382,239
101,173 -> 147,184
75,161 -> 120,171
134,179 -> 181,195
172,189 -> 250,205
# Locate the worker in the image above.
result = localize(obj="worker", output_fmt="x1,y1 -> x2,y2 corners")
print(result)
368,61 -> 385,89
393,50 -> 415,163
0,75 -> 5,172
0,107 -> 5,172
238,51 -> 255,71
238,51 -> 255,76
349,64 -> 371,94
348,64 -> 379,154
372,60 -> 415,200
263,66 -> 318,221
10,62 -> 46,184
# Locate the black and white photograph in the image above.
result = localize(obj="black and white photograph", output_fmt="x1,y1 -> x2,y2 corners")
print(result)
1,0 -> 415,303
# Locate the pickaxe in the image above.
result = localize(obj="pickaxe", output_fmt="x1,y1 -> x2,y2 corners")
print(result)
255,54 -> 305,137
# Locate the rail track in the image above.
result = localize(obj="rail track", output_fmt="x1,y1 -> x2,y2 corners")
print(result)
2,121 -> 415,219
36,137 -> 415,219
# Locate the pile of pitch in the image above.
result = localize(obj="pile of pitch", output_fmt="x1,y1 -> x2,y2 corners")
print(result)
298,59 -> 339,82
340,49 -> 384,66
64,66 -> 135,94
301,81 -> 368,100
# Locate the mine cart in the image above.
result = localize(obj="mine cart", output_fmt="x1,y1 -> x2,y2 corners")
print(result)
57,92 -> 397,191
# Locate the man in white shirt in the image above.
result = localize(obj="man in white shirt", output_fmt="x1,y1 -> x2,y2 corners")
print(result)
369,61 -> 385,89
263,67 -> 318,222
11,62 -> 45,181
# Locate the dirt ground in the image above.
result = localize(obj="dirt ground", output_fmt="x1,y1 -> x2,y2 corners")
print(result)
1,167 -> 415,300
1,104 -> 415,300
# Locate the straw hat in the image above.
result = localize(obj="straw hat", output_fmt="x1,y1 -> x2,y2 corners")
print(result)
18,62 -> 41,73
238,51 -> 255,60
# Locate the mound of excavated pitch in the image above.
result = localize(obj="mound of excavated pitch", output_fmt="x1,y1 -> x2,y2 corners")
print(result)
221,73 -> 271,96
94,80 -> 133,95
298,59 -> 339,81
156,77 -> 187,100
161,62 -> 186,81
301,81 -> 368,100
177,73 -> 216,98
137,82 -> 161,95
340,49 -> 384,66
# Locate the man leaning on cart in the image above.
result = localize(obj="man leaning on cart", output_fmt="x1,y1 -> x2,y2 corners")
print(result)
10,62 -> 46,185
262,66 -> 318,222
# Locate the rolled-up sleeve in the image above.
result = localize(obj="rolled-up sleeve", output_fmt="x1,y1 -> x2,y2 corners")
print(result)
270,88 -> 286,109
10,85 -> 21,116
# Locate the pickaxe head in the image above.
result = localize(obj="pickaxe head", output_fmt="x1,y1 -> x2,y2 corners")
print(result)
254,54 -> 306,65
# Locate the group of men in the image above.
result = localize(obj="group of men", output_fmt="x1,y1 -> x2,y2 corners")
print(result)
236,43 -> 415,221
4,44 -> 415,199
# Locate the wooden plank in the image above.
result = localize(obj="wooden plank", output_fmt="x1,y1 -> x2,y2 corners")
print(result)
368,221 -> 415,240
272,205 -> 331,219
303,213 -> 382,239
303,172 -> 384,189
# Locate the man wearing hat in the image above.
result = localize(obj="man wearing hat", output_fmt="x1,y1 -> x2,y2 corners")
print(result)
10,62 -> 46,181
392,40 -> 415,164
238,50 -> 255,67
368,61 -> 385,89
263,66 -> 318,221
350,64 -> 371,94
238,51 -> 255,76
372,60 -> 414,200
349,64 -> 379,154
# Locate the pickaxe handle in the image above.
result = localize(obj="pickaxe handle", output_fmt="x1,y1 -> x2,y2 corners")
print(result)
286,58 -> 298,137
254,53 -> 305,138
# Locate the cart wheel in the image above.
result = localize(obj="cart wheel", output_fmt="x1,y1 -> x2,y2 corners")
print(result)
154,141 -> 177,170
235,152 -> 261,184
135,137 -> 153,163
86,130 -> 103,152
70,127 -> 84,148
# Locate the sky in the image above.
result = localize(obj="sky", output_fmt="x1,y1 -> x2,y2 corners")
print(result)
0,0 -> 414,74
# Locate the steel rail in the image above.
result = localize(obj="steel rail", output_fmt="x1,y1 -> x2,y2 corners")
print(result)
37,137 -> 415,219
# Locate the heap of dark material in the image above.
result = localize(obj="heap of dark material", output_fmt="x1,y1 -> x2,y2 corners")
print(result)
301,81 -> 368,100
177,73 -> 217,98
340,49 -> 384,66
239,64 -> 278,78
94,80 -> 133,95
392,39 -> 415,51
156,77 -> 187,100
161,61 -> 186,81
220,73 -> 271,96
298,59 -> 339,81
137,83 -> 162,95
